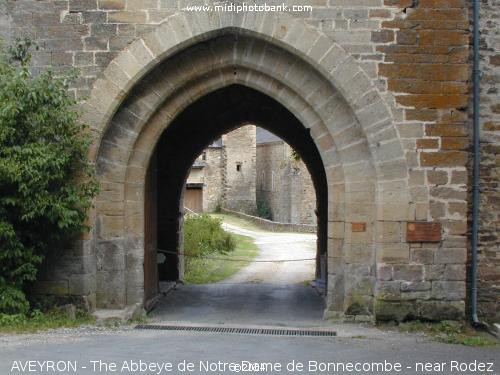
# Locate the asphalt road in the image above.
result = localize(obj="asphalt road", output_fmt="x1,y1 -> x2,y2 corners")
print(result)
1,328 -> 499,375
150,221 -> 323,327
1,221 -> 498,374
150,283 -> 326,327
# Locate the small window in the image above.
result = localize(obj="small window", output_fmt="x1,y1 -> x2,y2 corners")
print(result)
236,162 -> 242,172
202,152 -> 206,161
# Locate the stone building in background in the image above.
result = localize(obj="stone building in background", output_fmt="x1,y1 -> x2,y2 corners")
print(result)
222,125 -> 257,214
185,126 -> 316,225
256,128 -> 316,225
185,125 -> 257,214
185,139 -> 225,213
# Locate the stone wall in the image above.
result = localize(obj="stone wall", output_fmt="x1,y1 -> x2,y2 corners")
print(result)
202,146 -> 225,212
222,125 -> 257,213
221,208 -> 317,233
478,0 -> 500,322
1,0 -> 498,321
296,157 -> 317,225
256,142 -> 317,225
257,141 -> 290,222
365,0 -> 470,321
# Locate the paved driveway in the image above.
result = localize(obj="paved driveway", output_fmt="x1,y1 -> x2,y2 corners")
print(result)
151,221 -> 323,327
150,283 -> 326,327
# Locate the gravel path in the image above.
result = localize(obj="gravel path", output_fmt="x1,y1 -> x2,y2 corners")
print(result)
220,222 -> 317,284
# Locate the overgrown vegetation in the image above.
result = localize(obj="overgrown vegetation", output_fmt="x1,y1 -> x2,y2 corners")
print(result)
397,320 -> 498,347
183,214 -> 258,284
184,233 -> 258,284
0,308 -> 94,333
184,214 -> 236,258
0,38 -> 98,315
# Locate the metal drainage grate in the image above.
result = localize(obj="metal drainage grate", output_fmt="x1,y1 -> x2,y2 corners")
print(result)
135,324 -> 336,337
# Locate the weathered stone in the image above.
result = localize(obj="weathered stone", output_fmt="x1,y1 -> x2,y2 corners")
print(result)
344,295 -> 373,316
393,265 -> 424,282
374,300 -> 416,321
108,11 -> 147,23
450,170 -> 467,184
430,186 -> 467,200
81,11 -> 108,23
418,300 -> 464,321
85,36 -> 108,51
98,0 -> 125,10
375,281 -> 401,300
429,200 -> 445,219
427,170 -> 448,185
431,281 -> 466,300
69,0 -> 97,11
401,281 -> 431,292
401,291 -> 431,301
441,219 -> 467,235
435,247 -> 467,264
377,264 -> 393,281
376,244 -> 409,263
410,248 -> 434,264
444,265 -> 466,281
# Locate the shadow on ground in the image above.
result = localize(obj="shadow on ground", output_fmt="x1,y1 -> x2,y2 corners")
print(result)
150,283 -> 326,328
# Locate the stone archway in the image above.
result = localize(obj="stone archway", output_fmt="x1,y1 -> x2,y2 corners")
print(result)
148,84 -> 330,306
87,11 -> 411,321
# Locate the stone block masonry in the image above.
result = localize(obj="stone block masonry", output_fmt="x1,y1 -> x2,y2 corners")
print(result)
202,146 -> 225,213
477,0 -> 500,322
367,0 -> 472,321
256,141 -> 317,225
222,125 -> 257,214
0,0 -> 496,322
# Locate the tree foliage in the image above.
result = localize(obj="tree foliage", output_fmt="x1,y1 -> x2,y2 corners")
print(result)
0,39 -> 98,314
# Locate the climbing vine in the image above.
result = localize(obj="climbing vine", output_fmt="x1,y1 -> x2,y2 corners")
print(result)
0,39 -> 98,314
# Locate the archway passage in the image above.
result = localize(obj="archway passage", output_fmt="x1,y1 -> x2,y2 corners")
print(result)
92,22 -> 411,321
147,85 -> 328,306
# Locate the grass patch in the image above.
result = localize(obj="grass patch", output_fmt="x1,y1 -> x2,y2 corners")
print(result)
184,233 -> 259,284
128,314 -> 150,325
0,309 -> 95,334
210,213 -> 265,232
398,320 -> 498,347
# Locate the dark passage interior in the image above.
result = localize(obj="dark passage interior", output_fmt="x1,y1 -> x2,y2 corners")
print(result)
144,85 -> 328,306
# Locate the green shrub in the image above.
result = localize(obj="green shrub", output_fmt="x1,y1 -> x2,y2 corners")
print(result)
0,39 -> 98,314
183,214 -> 236,258
0,286 -> 30,315
213,201 -> 222,213
256,200 -> 273,221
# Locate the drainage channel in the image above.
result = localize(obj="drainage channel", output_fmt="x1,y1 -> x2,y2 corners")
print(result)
135,324 -> 337,337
